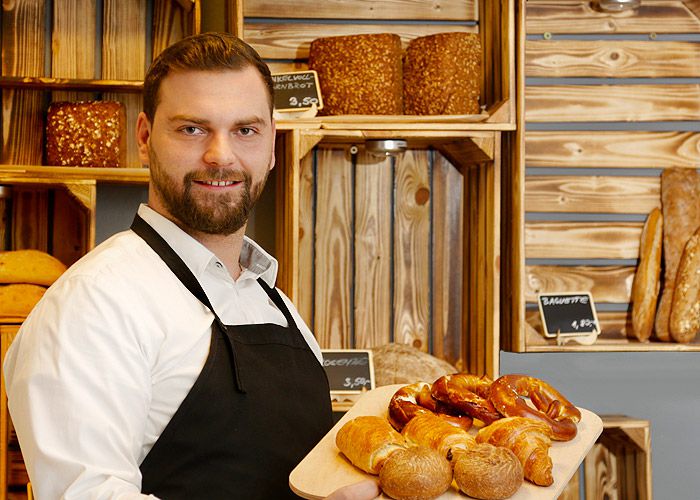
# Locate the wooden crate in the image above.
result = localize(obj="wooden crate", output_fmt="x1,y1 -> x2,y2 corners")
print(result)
273,124 -> 502,376
228,0 -> 517,126
1,0 -> 200,169
502,0 -> 700,352
558,416 -> 652,500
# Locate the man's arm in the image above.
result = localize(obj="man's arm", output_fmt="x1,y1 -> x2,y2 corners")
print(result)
4,274 -> 156,499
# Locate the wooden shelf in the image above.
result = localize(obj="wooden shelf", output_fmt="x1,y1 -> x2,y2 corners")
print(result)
0,77 -> 143,93
0,166 -> 149,185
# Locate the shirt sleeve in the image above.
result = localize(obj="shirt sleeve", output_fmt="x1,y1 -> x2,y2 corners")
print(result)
3,273 -> 159,499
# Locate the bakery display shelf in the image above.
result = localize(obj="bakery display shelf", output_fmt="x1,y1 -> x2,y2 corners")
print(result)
0,165 -> 149,185
276,115 -> 515,133
0,77 -> 143,93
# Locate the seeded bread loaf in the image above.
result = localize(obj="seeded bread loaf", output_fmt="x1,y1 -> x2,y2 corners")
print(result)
403,32 -> 482,115
46,100 -> 127,167
308,33 -> 403,115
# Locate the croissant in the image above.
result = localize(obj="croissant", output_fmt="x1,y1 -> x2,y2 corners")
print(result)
401,411 -> 476,461
335,416 -> 406,474
476,416 -> 554,486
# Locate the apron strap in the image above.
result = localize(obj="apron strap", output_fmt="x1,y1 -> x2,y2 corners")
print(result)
256,278 -> 299,333
130,214 -> 246,392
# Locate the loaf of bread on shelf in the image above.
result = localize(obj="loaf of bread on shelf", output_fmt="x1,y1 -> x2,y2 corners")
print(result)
45,100 -> 127,168
670,226 -> 700,343
308,33 -> 403,115
630,207 -> 663,342
403,32 -> 482,115
0,249 -> 67,286
655,168 -> 700,341
0,284 -> 46,322
335,416 -> 406,474
476,416 -> 554,487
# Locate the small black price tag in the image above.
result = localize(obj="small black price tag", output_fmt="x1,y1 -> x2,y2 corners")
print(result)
271,70 -> 324,111
537,292 -> 600,338
321,349 -> 375,394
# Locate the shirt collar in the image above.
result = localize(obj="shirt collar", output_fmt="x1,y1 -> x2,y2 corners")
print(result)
136,204 -> 278,287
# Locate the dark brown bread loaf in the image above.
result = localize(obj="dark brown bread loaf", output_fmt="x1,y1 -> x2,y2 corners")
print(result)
46,100 -> 127,167
308,33 -> 403,115
403,32 -> 482,115
655,168 -> 700,341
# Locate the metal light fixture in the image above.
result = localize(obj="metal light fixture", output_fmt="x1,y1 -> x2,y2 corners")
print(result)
594,0 -> 641,12
364,139 -> 408,158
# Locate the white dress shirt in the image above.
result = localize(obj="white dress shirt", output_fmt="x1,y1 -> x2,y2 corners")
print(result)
3,204 -> 322,500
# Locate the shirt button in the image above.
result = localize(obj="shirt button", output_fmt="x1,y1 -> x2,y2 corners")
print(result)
215,262 -> 223,268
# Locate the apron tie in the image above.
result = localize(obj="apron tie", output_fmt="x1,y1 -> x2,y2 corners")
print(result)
215,318 -> 246,393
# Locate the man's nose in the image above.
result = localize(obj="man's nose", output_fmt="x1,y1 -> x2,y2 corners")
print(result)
203,132 -> 236,166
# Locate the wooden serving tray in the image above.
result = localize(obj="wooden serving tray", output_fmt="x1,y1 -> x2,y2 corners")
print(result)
289,384 -> 603,499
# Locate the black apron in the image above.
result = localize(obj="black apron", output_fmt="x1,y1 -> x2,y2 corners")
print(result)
131,215 -> 333,499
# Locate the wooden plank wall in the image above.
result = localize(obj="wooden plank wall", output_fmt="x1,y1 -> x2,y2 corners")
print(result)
298,146 -> 468,369
508,0 -> 700,350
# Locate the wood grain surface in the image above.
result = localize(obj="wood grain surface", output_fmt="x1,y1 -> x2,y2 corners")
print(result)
526,1 -> 700,34
524,176 -> 660,214
525,265 -> 634,303
289,384 -> 603,500
244,0 -> 477,20
526,84 -> 700,122
526,40 -> 700,78
525,131 -> 700,168
525,221 -> 642,259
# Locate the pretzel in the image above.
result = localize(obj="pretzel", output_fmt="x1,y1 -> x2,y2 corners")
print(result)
430,374 -> 502,426
388,382 -> 472,432
489,374 -> 581,441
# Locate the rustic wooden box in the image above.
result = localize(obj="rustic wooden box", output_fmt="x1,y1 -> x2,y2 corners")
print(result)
229,0 -> 517,125
502,0 -> 700,352
559,416 -> 652,500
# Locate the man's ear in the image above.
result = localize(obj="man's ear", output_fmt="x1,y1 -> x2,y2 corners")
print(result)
136,112 -> 151,166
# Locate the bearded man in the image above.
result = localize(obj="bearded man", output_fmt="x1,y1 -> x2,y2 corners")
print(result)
4,33 -> 378,500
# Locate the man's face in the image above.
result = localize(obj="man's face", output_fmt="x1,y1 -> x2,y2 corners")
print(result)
136,67 -> 276,236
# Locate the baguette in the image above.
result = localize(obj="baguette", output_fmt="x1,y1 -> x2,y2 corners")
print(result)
0,249 -> 67,286
655,168 -> 700,341
630,207 -> 663,342
669,226 -> 700,343
335,416 -> 406,474
0,283 -> 47,322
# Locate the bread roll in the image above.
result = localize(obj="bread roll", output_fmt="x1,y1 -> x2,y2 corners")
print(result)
0,249 -> 67,286
308,33 -> 403,115
453,443 -> 523,500
403,33 -> 481,115
0,284 -> 46,322
46,101 -> 127,167
670,226 -> 700,343
476,416 -> 554,487
335,416 -> 406,474
655,168 -> 700,341
630,208 -> 663,342
378,446 -> 452,500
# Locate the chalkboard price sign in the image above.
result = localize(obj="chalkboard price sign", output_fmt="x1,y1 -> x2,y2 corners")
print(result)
271,70 -> 324,111
537,292 -> 600,338
321,349 -> 375,393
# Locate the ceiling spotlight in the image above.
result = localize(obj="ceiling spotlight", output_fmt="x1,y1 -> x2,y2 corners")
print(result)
365,139 -> 408,158
594,0 -> 641,12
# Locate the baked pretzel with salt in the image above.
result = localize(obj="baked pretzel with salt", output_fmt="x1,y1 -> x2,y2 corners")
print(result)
388,382 -> 472,432
430,373 -> 502,426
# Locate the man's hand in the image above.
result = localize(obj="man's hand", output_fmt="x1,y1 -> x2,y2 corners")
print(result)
324,479 -> 380,500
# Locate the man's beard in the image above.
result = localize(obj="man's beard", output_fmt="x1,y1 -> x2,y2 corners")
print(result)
149,148 -> 269,235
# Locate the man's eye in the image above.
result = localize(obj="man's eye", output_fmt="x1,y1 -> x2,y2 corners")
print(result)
239,127 -> 256,136
181,126 -> 204,135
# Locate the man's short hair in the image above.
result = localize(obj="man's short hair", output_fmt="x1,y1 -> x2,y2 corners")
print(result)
143,32 -> 274,121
